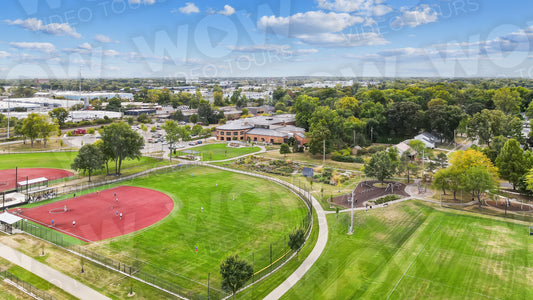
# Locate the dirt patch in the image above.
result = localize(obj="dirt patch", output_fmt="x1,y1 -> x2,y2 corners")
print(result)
330,180 -> 409,208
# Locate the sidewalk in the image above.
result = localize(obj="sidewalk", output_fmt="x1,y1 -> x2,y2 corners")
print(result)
263,181 -> 328,299
0,242 -> 110,300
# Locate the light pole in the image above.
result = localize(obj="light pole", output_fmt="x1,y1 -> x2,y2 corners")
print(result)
349,191 -> 354,234
7,100 -> 10,139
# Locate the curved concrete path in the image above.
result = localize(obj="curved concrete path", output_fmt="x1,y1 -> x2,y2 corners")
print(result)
263,186 -> 328,300
0,242 -> 110,300
202,164 -> 329,300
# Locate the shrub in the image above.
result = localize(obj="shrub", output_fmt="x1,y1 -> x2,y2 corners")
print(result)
373,194 -> 401,205
331,155 -> 365,163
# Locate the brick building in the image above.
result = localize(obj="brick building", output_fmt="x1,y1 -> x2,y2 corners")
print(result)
215,114 -> 309,145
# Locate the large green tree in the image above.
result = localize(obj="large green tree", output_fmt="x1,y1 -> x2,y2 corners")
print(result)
71,144 -> 104,182
364,150 -> 397,184
100,122 -> 144,174
294,95 -> 320,130
386,101 -> 424,137
426,104 -> 465,142
49,107 -> 69,128
496,139 -> 526,189
22,113 -> 46,147
162,120 -> 180,160
493,87 -> 521,115
37,116 -> 58,148
220,255 -> 253,299
462,166 -> 496,204
106,97 -> 122,111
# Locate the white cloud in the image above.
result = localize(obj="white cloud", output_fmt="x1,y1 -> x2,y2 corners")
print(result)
64,43 -> 120,57
10,42 -> 56,53
391,5 -> 438,28
228,44 -> 318,56
218,5 -> 235,16
257,11 -> 385,47
178,3 -> 200,14
258,11 -> 363,35
5,18 -> 82,38
64,43 -> 92,54
0,51 -> 11,58
318,0 -> 393,16
95,34 -> 118,43
103,49 -> 120,57
229,44 -> 289,53
297,32 -> 388,47
291,48 -> 319,56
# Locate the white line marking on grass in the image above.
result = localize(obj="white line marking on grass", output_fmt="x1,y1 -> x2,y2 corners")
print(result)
386,224 -> 441,300
404,274 -> 501,300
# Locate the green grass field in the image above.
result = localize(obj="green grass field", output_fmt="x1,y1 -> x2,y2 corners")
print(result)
0,152 -> 78,170
283,201 -> 533,299
84,166 -> 307,295
0,152 -> 169,176
177,143 -> 261,161
6,265 -> 77,300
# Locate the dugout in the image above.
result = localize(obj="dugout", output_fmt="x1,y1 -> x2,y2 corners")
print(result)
0,212 -> 22,234
27,187 -> 58,203
17,177 -> 48,193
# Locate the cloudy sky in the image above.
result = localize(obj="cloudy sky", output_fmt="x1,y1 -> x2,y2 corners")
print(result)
0,0 -> 532,79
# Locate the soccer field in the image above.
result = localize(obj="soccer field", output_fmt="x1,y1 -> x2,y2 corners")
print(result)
283,201 -> 533,299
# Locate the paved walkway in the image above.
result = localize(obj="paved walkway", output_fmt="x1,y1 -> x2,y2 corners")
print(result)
262,182 -> 328,299
198,163 -> 329,300
0,242 -> 110,300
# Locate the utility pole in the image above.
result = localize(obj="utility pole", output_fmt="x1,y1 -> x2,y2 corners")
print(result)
323,139 -> 325,165
370,126 -> 373,144
349,191 -> 354,234
6,100 -> 10,139
422,148 -> 425,177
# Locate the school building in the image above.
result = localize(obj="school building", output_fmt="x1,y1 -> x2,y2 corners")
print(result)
215,114 -> 309,145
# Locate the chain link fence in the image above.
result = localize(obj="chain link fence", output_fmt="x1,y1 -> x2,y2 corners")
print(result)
0,268 -> 57,300
13,162 -> 314,299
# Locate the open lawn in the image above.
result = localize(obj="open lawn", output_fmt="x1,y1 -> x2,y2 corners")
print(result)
0,234 -> 176,299
259,151 -> 364,171
0,152 -> 78,170
81,166 -> 308,295
6,265 -> 77,300
0,138 -> 72,152
177,143 -> 261,161
283,200 -> 533,299
0,152 -> 170,177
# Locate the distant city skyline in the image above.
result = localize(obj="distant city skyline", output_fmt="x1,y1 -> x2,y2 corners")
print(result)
1,0 -> 533,79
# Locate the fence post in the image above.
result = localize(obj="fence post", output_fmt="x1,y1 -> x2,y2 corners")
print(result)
252,252 -> 255,283
270,244 -> 272,272
207,272 -> 210,300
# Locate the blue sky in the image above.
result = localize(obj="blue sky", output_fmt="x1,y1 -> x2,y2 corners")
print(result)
1,0 -> 533,79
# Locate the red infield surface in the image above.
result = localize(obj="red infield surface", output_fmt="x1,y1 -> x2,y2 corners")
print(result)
15,186 -> 174,242
0,168 -> 74,192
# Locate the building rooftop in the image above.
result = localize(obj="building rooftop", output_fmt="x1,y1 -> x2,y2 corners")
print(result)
217,114 -> 296,130
246,128 -> 288,138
